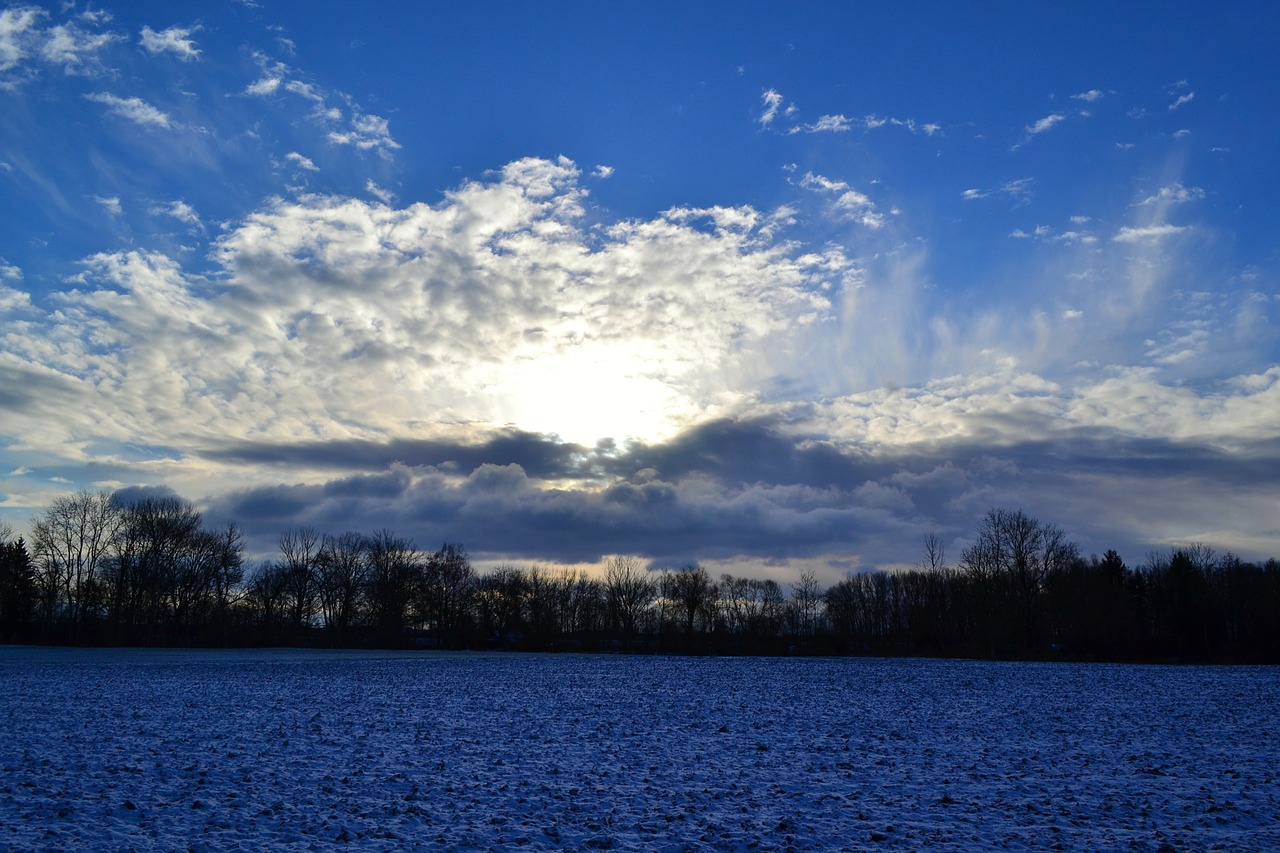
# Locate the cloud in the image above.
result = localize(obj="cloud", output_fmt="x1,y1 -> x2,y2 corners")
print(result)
40,22 -> 117,74
1169,91 -> 1195,111
327,111 -> 399,153
364,179 -> 394,204
149,199 -> 203,230
1071,89 -> 1103,102
0,258 -> 23,281
200,366 -> 1280,572
245,76 -> 281,96
1009,223 -> 1097,245
592,165 -> 614,179
1114,224 -> 1190,243
759,88 -> 783,125
1136,184 -> 1205,207
285,151 -> 318,172
799,172 -> 884,228
138,24 -> 201,61
962,178 -> 1033,203
0,157 -> 846,485
789,114 -> 852,134
863,115 -> 941,135
0,6 -> 43,74
92,194 -> 123,215
1026,113 -> 1066,135
244,52 -> 399,155
84,92 -> 171,128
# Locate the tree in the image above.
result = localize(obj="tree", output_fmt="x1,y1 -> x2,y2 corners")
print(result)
278,527 -> 320,633
315,532 -> 369,638
245,560 -> 290,637
364,530 -> 423,642
102,494 -> 207,641
666,563 -> 717,648
788,569 -> 822,640
0,534 -> 37,640
473,564 -> 527,641
961,507 -> 1080,655
31,489 -> 122,636
604,555 -> 655,643
719,574 -> 785,649
919,532 -> 948,573
420,543 -> 475,647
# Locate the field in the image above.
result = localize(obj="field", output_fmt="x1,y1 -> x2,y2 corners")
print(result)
2,648 -> 1277,851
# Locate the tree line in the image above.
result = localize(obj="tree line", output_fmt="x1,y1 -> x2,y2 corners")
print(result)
2,492 -> 1277,662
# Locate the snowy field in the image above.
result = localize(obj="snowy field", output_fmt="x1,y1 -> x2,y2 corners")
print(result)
1,648 -> 1277,851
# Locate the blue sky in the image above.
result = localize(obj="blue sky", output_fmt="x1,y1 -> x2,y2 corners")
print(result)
2,1 -> 1279,579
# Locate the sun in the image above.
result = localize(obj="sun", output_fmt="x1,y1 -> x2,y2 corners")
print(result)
494,344 -> 698,447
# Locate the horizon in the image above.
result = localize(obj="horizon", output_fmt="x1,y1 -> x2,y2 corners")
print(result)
2,2 -> 1279,582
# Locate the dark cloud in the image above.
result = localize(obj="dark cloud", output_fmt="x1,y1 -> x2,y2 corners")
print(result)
203,430 -> 591,480
202,416 -> 1280,573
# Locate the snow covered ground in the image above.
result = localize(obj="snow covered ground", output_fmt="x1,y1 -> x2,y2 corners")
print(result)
1,648 -> 1277,851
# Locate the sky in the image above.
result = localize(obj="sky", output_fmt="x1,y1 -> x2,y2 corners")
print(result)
2,1 -> 1279,581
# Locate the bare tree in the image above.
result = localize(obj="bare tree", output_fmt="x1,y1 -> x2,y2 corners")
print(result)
668,563 -> 717,644
364,530 -> 423,641
245,560 -> 290,634
421,543 -> 474,647
315,532 -> 369,636
31,490 -> 122,634
604,555 -> 655,642
961,507 -> 1079,652
919,532 -> 947,573
278,527 -> 320,632
789,569 -> 822,639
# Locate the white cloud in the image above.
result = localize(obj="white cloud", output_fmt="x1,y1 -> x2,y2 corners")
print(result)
1026,113 -> 1066,135
365,179 -> 394,204
0,257 -> 22,280
1114,224 -> 1190,243
139,24 -> 201,61
863,115 -> 941,135
285,151 -> 318,172
92,195 -> 123,216
789,114 -> 852,134
1169,91 -> 1195,111
328,111 -> 399,153
150,199 -> 202,229
799,173 -> 849,193
759,88 -> 783,125
799,173 -> 883,228
592,165 -> 614,179
245,76 -> 281,96
3,158 -> 847,463
1136,184 -> 1205,207
1071,89 -> 1103,102
84,92 -> 171,128
40,22 -> 116,74
1172,129 -> 1190,139
243,53 -> 399,154
0,6 -> 43,74
965,178 -> 1033,203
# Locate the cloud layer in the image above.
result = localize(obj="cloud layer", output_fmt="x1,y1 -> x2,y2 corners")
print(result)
2,2 -> 1279,579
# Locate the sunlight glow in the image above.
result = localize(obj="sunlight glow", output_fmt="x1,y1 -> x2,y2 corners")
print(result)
495,345 -> 697,446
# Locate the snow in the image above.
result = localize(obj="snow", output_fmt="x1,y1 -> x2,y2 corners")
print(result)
1,648 -> 1277,850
